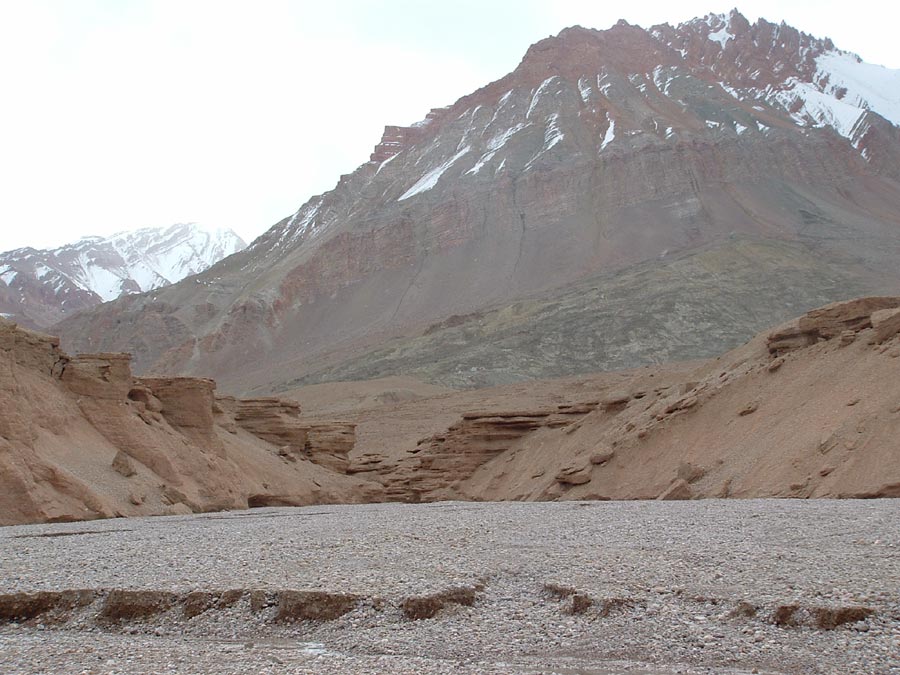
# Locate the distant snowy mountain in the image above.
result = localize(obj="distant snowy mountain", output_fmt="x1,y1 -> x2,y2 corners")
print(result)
0,223 -> 246,327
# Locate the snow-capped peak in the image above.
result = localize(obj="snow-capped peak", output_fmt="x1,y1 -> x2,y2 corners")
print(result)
0,223 -> 246,327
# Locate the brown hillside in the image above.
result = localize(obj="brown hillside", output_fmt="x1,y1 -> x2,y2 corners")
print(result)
3,297 -> 899,526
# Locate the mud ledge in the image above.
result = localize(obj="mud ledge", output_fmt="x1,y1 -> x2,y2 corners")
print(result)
0,586 -> 875,633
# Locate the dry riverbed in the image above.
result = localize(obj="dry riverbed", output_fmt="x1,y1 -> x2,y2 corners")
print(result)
1,500 -> 898,674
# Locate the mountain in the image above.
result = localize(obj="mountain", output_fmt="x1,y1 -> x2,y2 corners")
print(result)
54,10 -> 900,393
0,224 -> 246,328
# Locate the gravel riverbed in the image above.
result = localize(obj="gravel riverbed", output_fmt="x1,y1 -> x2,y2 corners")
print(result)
1,500 -> 898,674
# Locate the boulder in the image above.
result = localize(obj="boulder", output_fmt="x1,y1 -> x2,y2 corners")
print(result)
111,451 -> 137,478
657,478 -> 693,500
555,462 -> 592,486
872,307 -> 900,344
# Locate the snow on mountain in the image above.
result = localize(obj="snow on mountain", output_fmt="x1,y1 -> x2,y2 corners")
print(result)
0,223 -> 246,327
663,11 -> 900,151
813,51 -> 900,126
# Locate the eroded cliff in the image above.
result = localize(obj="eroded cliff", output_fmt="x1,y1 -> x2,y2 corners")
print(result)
0,317 -> 378,526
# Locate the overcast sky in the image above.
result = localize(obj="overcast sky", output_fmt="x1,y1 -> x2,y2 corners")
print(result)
0,0 -> 897,252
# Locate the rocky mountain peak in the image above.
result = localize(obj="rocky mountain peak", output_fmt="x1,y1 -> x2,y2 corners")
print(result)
52,10 -> 900,393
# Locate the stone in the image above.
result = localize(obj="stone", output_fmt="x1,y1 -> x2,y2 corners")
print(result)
657,478 -> 693,500
555,463 -> 593,486
872,307 -> 900,344
601,393 -> 631,412
677,462 -> 706,484
111,451 -> 137,478
589,449 -> 615,465
738,401 -> 759,416
767,357 -> 785,372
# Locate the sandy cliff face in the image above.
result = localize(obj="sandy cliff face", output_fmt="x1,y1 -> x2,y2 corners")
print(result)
0,317 -> 377,526
3,298 -> 900,525
52,11 -> 900,393
299,298 -> 900,503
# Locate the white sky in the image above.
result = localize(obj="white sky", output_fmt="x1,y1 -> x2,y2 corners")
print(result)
0,0 -> 897,252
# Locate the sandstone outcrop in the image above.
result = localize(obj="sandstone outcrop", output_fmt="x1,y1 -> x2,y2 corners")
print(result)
368,405 -> 598,502
0,317 -> 375,526
5,297 -> 900,525
233,398 -> 355,473
766,297 -> 900,355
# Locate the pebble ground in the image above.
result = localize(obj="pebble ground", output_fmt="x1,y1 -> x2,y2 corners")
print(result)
1,499 -> 898,674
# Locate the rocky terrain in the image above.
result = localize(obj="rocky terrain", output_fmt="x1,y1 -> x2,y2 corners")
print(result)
0,500 -> 897,674
0,223 -> 245,328
0,315 -> 380,526
52,10 -> 900,393
3,295 -> 899,526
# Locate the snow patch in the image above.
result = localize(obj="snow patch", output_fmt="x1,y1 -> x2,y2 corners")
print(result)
600,114 -> 616,150
466,123 -> 529,176
815,51 -> 900,126
80,265 -> 126,301
652,66 -> 677,95
375,153 -> 399,176
527,76 -> 559,119
774,78 -> 865,138
544,114 -> 564,150
577,77 -> 593,104
399,146 -> 471,200
708,25 -> 733,48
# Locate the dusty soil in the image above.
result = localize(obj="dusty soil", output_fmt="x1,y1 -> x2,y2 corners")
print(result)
1,500 -> 898,674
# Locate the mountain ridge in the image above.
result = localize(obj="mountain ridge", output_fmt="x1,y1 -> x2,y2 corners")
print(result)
53,9 -> 900,393
0,223 -> 246,328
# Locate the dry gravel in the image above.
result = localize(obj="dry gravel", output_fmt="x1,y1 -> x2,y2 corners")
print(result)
1,499 -> 898,674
